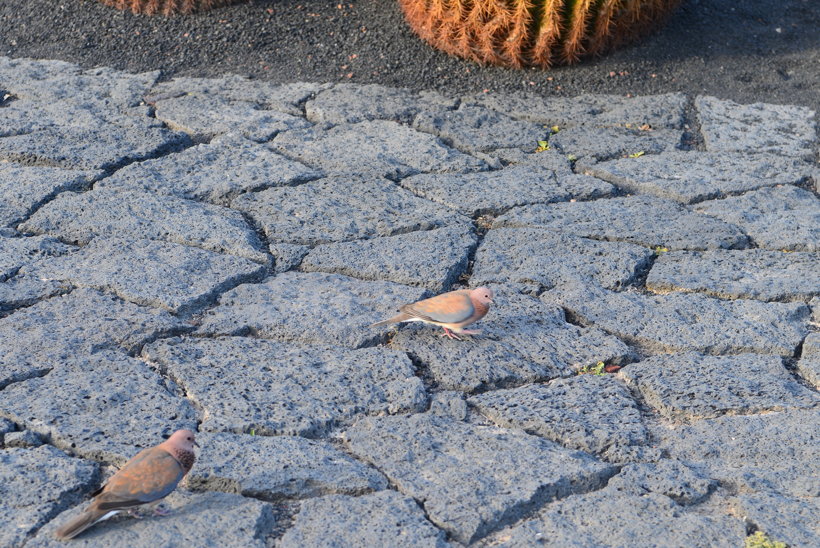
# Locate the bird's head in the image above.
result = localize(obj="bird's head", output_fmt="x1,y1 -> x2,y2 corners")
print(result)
166,429 -> 199,451
471,286 -> 494,306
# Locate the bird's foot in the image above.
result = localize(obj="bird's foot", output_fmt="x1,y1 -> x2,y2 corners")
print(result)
127,509 -> 144,519
439,327 -> 462,340
459,329 -> 482,336
152,506 -> 172,517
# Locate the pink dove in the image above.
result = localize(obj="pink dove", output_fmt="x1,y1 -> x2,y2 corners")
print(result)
55,430 -> 198,540
371,286 -> 494,340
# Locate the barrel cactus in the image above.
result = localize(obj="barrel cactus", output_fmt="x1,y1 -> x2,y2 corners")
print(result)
399,0 -> 683,68
97,0 -> 245,15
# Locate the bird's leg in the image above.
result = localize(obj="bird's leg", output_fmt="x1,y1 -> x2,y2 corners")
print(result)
459,329 -> 482,336
439,327 -> 462,340
152,506 -> 172,517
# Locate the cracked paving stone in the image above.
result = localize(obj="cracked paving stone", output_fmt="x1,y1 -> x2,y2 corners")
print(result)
95,133 -> 322,205
581,151 -> 817,204
0,233 -> 73,280
412,103 -> 549,153
0,288 -> 186,389
696,95 -> 817,158
232,175 -> 470,246
397,166 -> 613,217
468,375 -> 649,460
0,124 -> 190,171
694,185 -> 820,252
388,289 -> 630,392
152,93 -> 311,142
619,352 -> 819,421
270,120 -> 488,179
647,248 -> 820,302
280,490 -> 450,548
659,409 -> 820,498
542,280 -> 809,357
471,228 -> 653,290
0,164 -> 100,228
797,332 -> 820,389
0,445 -> 99,548
494,194 -> 749,250
0,350 -> 197,464
143,336 -> 427,436
22,237 -> 266,315
19,188 -> 269,263
197,272 -> 428,348
299,226 -> 476,291
607,461 -> 716,505
0,275 -> 64,311
189,432 -> 387,500
345,413 -> 616,544
548,126 -> 682,162
29,490 -> 274,548
735,491 -> 820,548
489,147 -> 574,176
268,242 -> 309,274
305,83 -> 457,124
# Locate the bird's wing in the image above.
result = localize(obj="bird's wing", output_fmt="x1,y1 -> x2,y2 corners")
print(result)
95,447 -> 185,509
401,291 -> 474,324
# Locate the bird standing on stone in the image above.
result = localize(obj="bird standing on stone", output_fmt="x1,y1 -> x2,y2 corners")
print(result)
55,429 -> 199,540
371,287 -> 494,340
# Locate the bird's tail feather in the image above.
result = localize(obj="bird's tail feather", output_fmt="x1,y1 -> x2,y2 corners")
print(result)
55,509 -> 108,540
370,312 -> 412,328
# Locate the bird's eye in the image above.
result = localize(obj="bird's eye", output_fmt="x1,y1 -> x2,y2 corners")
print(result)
187,437 -> 192,441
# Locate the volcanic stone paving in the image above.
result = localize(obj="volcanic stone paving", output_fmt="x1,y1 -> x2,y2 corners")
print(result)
0,57 -> 817,548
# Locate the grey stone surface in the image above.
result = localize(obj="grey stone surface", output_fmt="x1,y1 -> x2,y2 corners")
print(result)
233,176 -> 469,246
0,233 -> 73,280
96,133 -> 321,205
0,97 -> 157,136
659,409 -> 820,497
0,275 -> 65,311
489,147 -> 574,176
798,332 -> 820,389
0,125 -> 190,171
300,226 -> 476,291
389,289 -> 630,392
696,95 -> 817,158
345,414 -> 617,544
619,352 -> 818,421
189,432 -> 387,500
695,185 -> 820,251
270,120 -> 487,179
428,391 -> 468,421
23,237 -> 265,315
20,188 -> 268,263
482,484 -> 745,548
0,288 -> 185,389
468,375 -> 649,458
543,281 -> 809,357
549,126 -> 682,162
0,445 -> 98,548
305,83 -> 456,124
647,249 -> 820,302
153,93 -> 311,142
736,491 -> 820,548
582,151 -> 817,204
466,92 -> 688,129
268,242 -> 309,274
30,490 -> 274,547
495,195 -> 749,250
280,490 -> 449,548
398,166 -> 613,216
143,336 -> 426,436
413,104 -> 549,153
0,350 -> 198,463
3,430 -> 44,448
607,461 -> 715,505
471,228 -> 653,290
0,164 -> 99,227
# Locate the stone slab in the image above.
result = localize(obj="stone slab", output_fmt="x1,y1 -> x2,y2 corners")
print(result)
0,445 -> 98,548
232,175 -> 470,246
0,233 -> 73,280
305,83 -> 456,124
189,432 -> 387,500
549,126 -> 682,162
299,226 -> 476,291
695,185 -> 820,251
0,164 -> 99,227
20,188 -> 268,263
143,336 -> 427,436
270,120 -> 487,179
30,491 -> 274,547
0,288 -> 186,389
0,275 -> 65,311
398,166 -> 614,216
280,490 -> 449,548
607,461 -> 716,505
3,430 -> 44,448
388,289 -> 631,392
582,151 -> 816,204
696,95 -> 817,158
345,414 -> 617,544
619,352 -> 818,421
23,237 -> 265,315
489,147 -> 574,176
268,242 -> 309,274
647,249 -> 820,301
495,195 -> 749,250
471,228 -> 653,290
468,375 -> 648,459
797,332 -> 820,389
95,133 -> 321,205
736,491 -> 820,548
542,281 -> 809,357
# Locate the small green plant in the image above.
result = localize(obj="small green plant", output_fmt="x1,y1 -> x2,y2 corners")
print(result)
628,151 -> 646,158
745,531 -> 787,548
566,154 -> 577,162
654,246 -> 669,254
550,125 -> 560,134
535,140 -> 550,152
250,428 -> 256,436
579,361 -> 606,376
